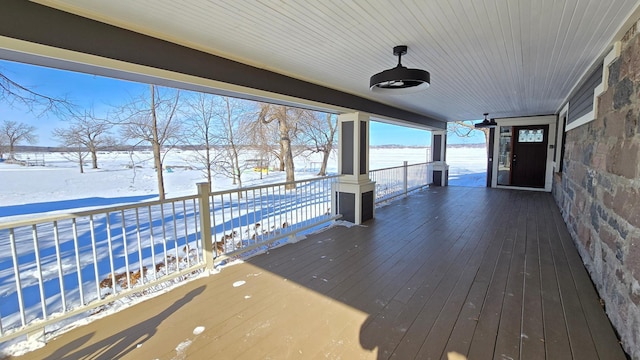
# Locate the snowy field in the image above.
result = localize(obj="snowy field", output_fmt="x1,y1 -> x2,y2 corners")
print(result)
0,149 -> 336,222
446,146 -> 488,187
0,146 -> 486,220
0,146 -> 486,356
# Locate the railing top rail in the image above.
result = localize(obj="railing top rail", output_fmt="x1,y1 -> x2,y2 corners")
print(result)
207,174 -> 341,196
370,162 -> 432,173
0,193 -> 200,229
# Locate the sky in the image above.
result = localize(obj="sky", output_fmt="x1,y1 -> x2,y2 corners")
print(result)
0,59 -> 485,147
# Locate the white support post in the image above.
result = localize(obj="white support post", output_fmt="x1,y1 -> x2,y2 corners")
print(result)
197,182 -> 214,272
403,161 -> 408,197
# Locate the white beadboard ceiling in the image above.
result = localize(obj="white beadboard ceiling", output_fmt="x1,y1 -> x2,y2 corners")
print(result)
35,0 -> 640,122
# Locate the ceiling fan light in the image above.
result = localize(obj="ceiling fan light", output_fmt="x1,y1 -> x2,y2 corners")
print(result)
370,66 -> 430,93
369,45 -> 430,94
474,113 -> 498,128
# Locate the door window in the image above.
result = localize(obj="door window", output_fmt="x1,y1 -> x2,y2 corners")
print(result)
518,129 -> 544,143
497,126 -> 512,185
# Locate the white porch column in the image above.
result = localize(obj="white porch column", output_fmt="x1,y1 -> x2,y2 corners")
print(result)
332,112 -> 375,224
430,130 -> 449,186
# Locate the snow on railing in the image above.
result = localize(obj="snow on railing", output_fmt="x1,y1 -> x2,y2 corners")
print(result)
369,161 -> 433,203
0,175 -> 340,344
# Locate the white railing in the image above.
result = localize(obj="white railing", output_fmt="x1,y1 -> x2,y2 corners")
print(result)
0,175 -> 339,343
200,175 -> 340,266
369,161 -> 433,203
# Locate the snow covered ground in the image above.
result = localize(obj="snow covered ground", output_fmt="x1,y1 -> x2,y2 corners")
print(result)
0,150 -> 334,221
0,145 -> 486,356
0,146 -> 486,220
446,146 -> 488,187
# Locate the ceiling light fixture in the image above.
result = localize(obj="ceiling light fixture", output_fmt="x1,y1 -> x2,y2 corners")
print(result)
474,113 -> 498,128
369,45 -> 430,94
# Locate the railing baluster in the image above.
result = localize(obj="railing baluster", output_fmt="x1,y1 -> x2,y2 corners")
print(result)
316,180 -> 321,219
31,224 -> 48,320
302,183 -> 306,229
90,215 -> 100,299
322,178 -> 327,217
293,184 -> 298,230
72,219 -> 85,305
135,208 -> 145,285
9,229 -> 26,327
192,198 -> 201,263
278,185 -> 294,233
252,189 -> 258,244
120,210 -> 131,290
237,191 -> 244,250
284,185 -> 288,229
171,202 -> 179,272
244,189 -> 250,248
148,206 -> 157,281
182,200 -> 190,267
238,191 -> 243,248
105,214 -> 116,296
262,187 -> 269,239
220,193 -> 226,254
160,203 -> 168,274
53,221 -> 67,313
211,194 -> 219,257
278,185 -> 283,235
302,184 -> 306,228
228,192 -> 235,251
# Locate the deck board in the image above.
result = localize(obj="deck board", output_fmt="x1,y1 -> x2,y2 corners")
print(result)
493,192 -> 527,359
519,195 -> 546,358
441,191 -> 513,359
12,187 -> 626,360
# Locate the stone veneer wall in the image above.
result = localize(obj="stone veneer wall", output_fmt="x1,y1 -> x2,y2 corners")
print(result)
553,21 -> 640,359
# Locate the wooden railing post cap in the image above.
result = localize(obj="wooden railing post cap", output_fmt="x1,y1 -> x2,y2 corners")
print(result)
197,182 -> 211,192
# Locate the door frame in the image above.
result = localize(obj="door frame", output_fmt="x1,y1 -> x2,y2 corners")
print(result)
490,115 -> 557,192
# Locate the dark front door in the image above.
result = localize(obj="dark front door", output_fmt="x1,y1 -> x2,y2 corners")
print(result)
511,125 -> 548,188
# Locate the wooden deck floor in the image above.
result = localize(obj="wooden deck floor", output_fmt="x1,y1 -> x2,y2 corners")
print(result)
12,187 -> 626,359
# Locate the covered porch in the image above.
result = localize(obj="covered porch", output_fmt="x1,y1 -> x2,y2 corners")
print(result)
14,187 -> 625,359
1,1 -> 640,358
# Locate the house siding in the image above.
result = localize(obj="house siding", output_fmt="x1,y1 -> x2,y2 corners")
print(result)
553,21 -> 640,359
568,63 -> 603,125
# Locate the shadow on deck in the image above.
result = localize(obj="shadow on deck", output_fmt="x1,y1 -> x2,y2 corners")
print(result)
12,187 -> 626,359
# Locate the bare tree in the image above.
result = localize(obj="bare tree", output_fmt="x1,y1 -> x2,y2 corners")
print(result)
244,111 -> 275,180
182,93 -> 218,186
0,120 -> 37,160
53,125 -> 88,173
58,146 -> 90,173
298,112 -> 337,176
257,104 -> 305,189
211,97 -> 253,189
0,133 -> 5,159
0,70 -> 76,116
118,85 -> 183,200
52,110 -> 115,170
448,121 -> 490,154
